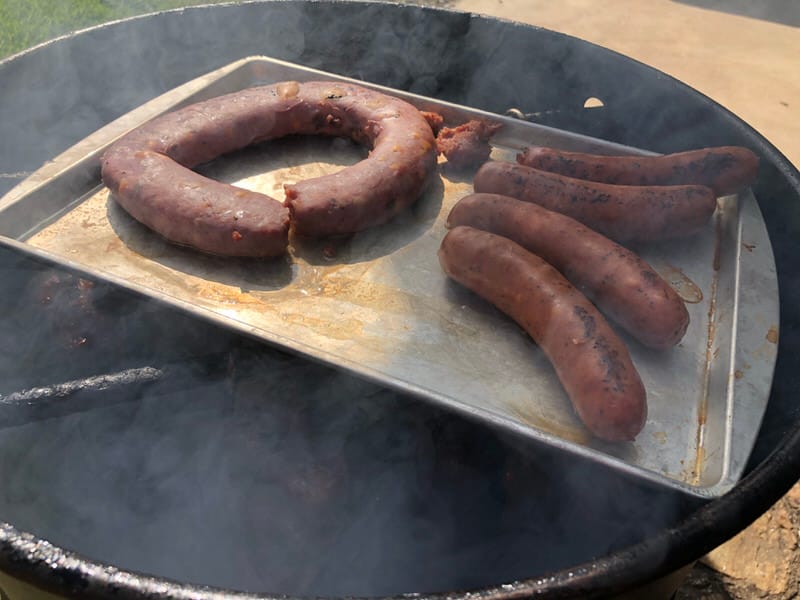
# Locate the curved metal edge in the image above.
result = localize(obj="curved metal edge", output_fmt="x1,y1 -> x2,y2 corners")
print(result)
0,2 -> 798,600
0,523 -> 269,600
1,418 -> 799,600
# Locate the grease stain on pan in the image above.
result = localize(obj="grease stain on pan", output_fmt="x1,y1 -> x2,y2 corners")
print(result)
766,325 -> 779,344
692,446 -> 706,482
191,282 -> 271,307
30,182 -> 449,353
659,264 -> 704,304
689,255 -> 722,487
739,324 -> 781,365
507,399 -> 591,446
280,311 -> 365,341
287,267 -> 413,316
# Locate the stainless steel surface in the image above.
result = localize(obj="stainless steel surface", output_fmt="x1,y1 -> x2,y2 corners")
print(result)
0,56 -> 779,497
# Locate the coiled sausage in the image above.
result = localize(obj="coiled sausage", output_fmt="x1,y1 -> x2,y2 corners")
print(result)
101,81 -> 437,256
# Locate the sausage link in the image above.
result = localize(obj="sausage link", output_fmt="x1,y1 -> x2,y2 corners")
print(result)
439,226 -> 647,442
516,146 -> 758,197
447,193 -> 689,349
473,160 -> 716,243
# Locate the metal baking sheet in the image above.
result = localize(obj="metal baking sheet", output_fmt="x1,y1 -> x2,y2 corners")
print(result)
0,56 -> 779,497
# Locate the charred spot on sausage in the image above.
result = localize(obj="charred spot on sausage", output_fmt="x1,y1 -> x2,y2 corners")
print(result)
573,305 -> 597,339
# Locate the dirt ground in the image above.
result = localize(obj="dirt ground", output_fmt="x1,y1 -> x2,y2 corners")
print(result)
676,480 -> 800,599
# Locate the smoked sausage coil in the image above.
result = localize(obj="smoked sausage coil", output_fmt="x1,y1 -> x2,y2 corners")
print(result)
438,226 -> 647,442
447,193 -> 689,349
516,146 -> 758,197
473,160 -> 716,243
101,81 -> 437,257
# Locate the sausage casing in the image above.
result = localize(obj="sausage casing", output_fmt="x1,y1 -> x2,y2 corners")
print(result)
438,226 -> 647,441
516,146 -> 758,197
447,193 -> 689,349
473,160 -> 716,243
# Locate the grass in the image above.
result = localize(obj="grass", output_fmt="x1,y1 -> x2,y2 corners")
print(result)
0,0 -> 448,59
0,0 -> 231,58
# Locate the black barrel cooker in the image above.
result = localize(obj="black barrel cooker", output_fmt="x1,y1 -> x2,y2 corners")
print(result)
0,2 -> 799,599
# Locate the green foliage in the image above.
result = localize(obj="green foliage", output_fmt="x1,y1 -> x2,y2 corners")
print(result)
0,0 -> 230,58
